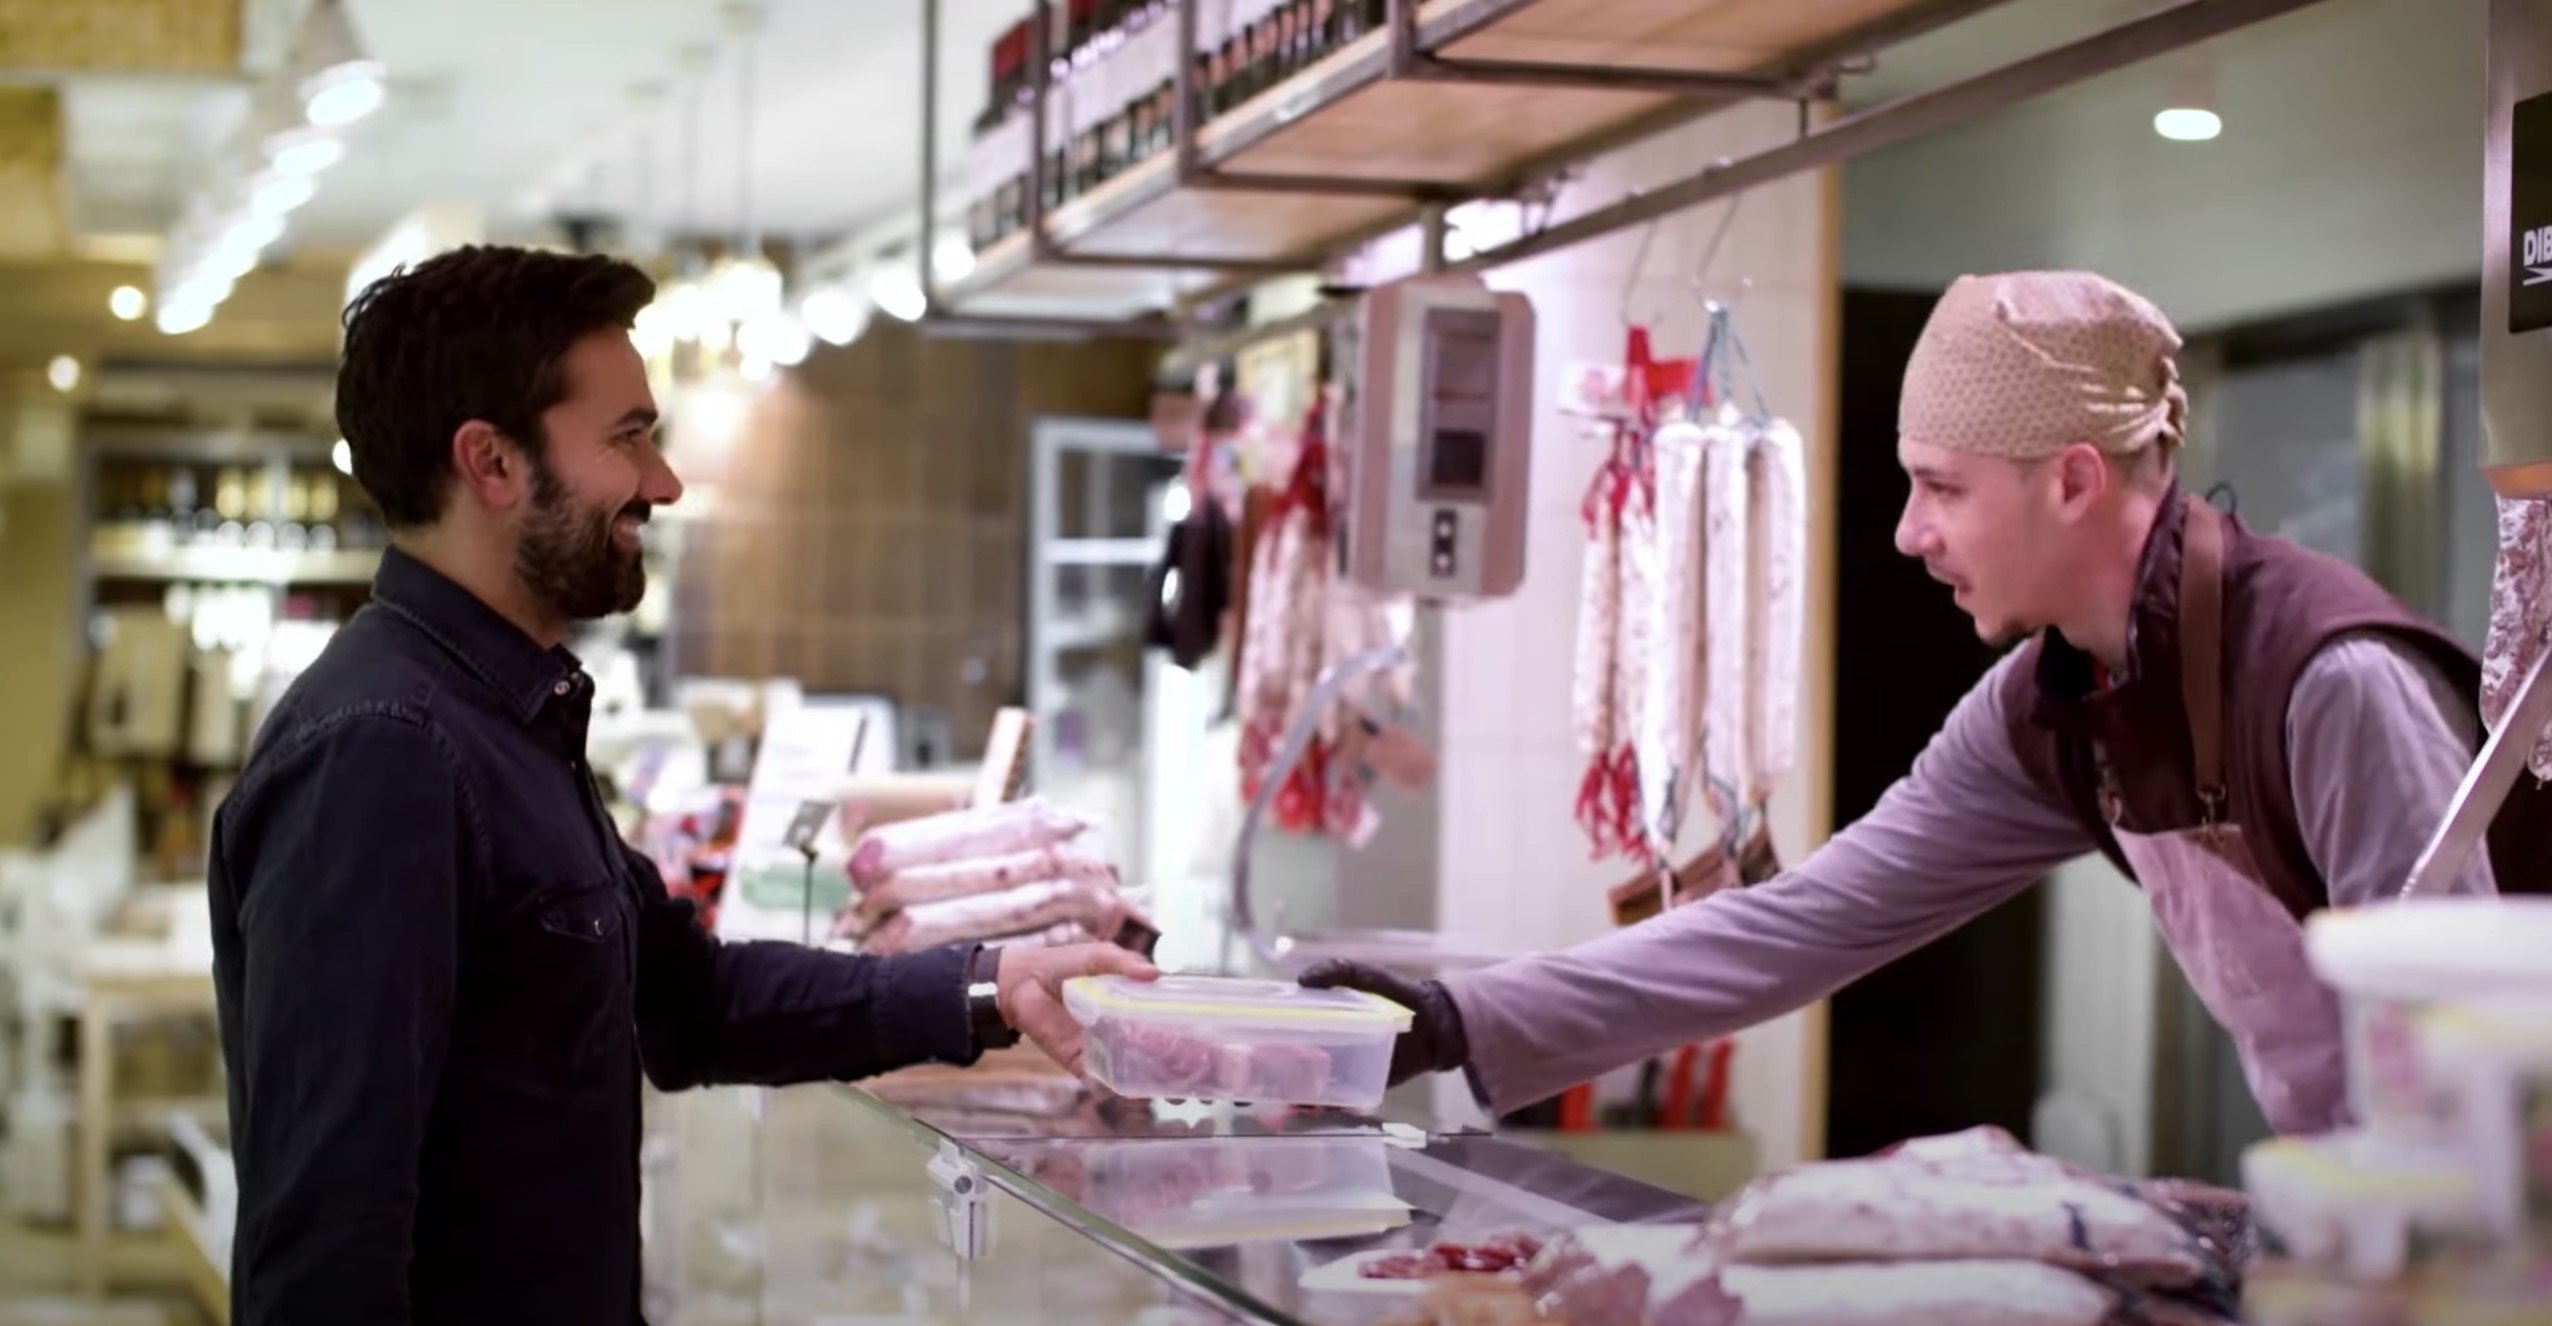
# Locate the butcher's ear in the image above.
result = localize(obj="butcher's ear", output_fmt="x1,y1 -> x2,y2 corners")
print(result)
2051,441 -> 2109,516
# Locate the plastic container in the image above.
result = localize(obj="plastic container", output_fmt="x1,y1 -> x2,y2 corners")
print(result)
2304,898 -> 2552,1155
1066,1137 -> 1409,1248
2242,1132 -> 2488,1283
1064,974 -> 1412,1110
2416,997 -> 2552,1247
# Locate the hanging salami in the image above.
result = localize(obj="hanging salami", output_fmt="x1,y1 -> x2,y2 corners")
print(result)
1747,418 -> 1808,806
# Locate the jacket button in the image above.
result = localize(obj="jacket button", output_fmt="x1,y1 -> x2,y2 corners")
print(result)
553,680 -> 570,696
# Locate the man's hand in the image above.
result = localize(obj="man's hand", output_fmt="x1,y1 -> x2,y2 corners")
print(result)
994,943 -> 1160,1075
1297,960 -> 1471,1087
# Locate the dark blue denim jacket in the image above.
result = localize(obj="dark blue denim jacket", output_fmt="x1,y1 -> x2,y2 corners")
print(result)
209,547 -> 976,1325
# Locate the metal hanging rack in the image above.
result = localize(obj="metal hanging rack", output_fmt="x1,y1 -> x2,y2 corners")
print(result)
911,0 -> 2341,342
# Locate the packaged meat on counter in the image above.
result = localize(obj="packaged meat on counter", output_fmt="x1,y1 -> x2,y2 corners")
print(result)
1063,974 -> 1411,1111
1507,1127 -> 2251,1326
846,795 -> 1090,887
832,797 -> 1159,958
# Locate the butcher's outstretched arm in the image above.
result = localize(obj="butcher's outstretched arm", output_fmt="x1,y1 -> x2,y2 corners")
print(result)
1440,652 -> 2095,1114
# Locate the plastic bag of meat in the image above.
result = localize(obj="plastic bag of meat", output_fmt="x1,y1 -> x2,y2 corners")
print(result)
850,843 -> 1118,920
857,877 -> 1130,955
2484,494 -> 2552,780
846,797 -> 1090,888
1703,1159 -> 2207,1288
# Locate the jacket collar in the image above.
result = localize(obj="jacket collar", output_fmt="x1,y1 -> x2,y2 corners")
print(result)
371,545 -> 584,725
2029,484 -> 2189,731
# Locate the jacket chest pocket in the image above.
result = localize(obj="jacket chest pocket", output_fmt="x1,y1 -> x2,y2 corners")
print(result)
484,880 -> 634,1068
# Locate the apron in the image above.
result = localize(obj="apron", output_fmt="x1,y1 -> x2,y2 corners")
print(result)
2112,820 -> 2349,1135
2103,501 -> 2351,1137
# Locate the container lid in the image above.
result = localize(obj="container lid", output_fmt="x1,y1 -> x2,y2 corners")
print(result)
1065,974 -> 1414,1033
2304,898 -> 2552,998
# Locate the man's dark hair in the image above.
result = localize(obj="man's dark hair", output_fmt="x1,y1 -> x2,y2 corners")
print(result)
336,245 -> 655,528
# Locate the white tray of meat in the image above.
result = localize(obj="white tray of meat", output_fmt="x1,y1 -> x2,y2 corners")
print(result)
1063,975 -> 1412,1111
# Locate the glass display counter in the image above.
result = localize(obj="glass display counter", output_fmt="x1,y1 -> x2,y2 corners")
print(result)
663,1059 -> 1707,1326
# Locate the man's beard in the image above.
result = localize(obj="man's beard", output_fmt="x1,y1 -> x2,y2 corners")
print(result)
515,452 -> 647,625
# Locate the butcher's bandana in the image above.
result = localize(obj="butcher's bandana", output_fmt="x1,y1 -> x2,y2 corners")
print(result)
1899,270 -> 2188,461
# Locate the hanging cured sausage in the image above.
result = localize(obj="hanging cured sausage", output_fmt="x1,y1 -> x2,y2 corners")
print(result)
1231,390 -> 1411,841
1571,305 -> 1807,870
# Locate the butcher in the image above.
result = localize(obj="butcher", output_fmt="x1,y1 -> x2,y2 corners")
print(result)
1307,269 -> 2516,1137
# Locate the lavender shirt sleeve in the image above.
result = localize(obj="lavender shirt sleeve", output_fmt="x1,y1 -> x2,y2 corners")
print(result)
2288,633 -> 2498,906
1441,651 -> 2095,1115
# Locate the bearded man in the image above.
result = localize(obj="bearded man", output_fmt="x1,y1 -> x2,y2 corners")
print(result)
208,246 -> 1152,1325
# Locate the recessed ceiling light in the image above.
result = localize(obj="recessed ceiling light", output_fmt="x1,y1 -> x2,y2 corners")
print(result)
868,265 -> 926,323
801,286 -> 872,346
2154,107 -> 2222,142
108,285 -> 146,321
266,130 -> 345,177
46,355 -> 79,393
156,302 -> 213,336
302,61 -> 387,128
250,172 -> 318,217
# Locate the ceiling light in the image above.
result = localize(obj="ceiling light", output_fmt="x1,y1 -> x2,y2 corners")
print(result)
657,280 -> 710,343
801,286 -> 872,346
631,302 -> 674,359
738,351 -> 775,384
220,211 -> 288,262
156,301 -> 213,336
2153,107 -> 2222,141
868,264 -> 927,323
46,355 -> 79,393
108,285 -> 146,321
302,61 -> 386,127
250,172 -> 318,217
332,439 -> 354,475
175,271 -> 236,310
266,130 -> 345,177
932,234 -> 976,283
707,254 -> 784,325
740,310 -> 812,368
208,243 -> 262,281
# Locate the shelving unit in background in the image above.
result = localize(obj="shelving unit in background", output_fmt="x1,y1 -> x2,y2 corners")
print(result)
67,421 -> 386,882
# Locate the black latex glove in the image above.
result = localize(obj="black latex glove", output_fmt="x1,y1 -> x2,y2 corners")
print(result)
1297,959 -> 1470,1087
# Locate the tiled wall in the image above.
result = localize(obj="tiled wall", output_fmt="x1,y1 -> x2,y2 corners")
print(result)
1428,99 -> 1841,1168
670,323 -> 1157,757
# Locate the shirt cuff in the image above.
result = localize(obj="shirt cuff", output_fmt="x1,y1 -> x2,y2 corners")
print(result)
878,942 -> 982,1070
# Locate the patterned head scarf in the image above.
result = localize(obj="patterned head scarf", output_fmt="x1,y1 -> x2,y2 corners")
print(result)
1898,270 -> 2188,460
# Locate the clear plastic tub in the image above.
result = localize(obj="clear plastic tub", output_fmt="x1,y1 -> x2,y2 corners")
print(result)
2303,898 -> 2552,1154
2415,997 -> 2552,1246
1064,974 -> 1413,1110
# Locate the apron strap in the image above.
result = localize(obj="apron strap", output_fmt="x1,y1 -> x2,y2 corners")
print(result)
2179,494 -> 2229,823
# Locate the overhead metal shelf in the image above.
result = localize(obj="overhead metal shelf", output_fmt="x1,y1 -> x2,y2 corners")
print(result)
918,0 -> 2339,334
938,0 -> 1976,321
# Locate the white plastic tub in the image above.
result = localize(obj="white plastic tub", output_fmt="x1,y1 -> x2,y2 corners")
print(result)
2416,997 -> 2552,1245
1063,974 -> 1413,1111
2303,898 -> 2552,1154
